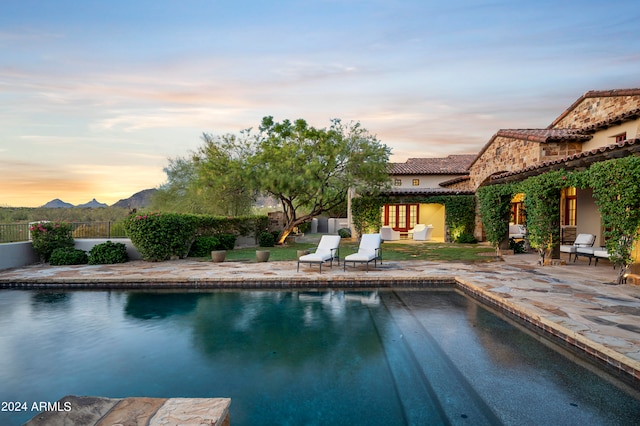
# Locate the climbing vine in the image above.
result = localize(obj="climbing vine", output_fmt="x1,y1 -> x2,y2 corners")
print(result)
350,194 -> 476,241
587,156 -> 640,284
476,184 -> 514,256
519,171 -> 565,265
351,195 -> 386,236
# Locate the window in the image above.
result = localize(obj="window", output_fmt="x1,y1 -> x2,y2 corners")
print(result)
614,132 -> 627,143
393,178 -> 402,186
562,187 -> 577,226
510,193 -> 525,225
381,204 -> 419,231
412,179 -> 420,186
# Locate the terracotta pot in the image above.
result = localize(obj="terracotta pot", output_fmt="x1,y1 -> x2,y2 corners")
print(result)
256,250 -> 270,262
211,250 -> 226,263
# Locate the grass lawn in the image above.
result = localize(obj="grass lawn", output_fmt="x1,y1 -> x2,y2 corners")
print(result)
214,240 -> 496,263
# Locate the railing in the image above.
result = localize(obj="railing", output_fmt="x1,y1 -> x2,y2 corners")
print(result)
0,222 -> 127,243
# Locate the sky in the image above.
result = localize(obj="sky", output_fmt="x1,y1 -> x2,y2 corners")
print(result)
1,0 -> 639,207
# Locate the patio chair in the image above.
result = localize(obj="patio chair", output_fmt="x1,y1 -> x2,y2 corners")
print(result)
593,248 -> 611,267
343,233 -> 382,272
297,235 -> 341,272
560,233 -> 595,262
410,224 -> 433,241
508,224 -> 527,239
380,226 -> 400,241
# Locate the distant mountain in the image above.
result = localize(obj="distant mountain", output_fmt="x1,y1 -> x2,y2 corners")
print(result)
76,198 -> 108,208
41,199 -> 75,208
111,188 -> 157,210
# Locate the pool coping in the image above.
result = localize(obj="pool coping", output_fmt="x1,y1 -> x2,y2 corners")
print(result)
2,274 -> 640,392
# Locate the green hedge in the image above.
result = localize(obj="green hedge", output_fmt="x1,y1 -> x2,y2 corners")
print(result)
188,234 -> 237,257
124,212 -> 268,261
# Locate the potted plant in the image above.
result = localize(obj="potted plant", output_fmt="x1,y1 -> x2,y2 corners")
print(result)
211,250 -> 226,263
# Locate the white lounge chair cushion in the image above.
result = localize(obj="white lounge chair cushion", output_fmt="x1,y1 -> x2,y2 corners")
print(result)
299,251 -> 332,262
344,251 -> 377,262
574,234 -> 596,246
560,245 -> 577,253
345,234 -> 381,262
299,235 -> 340,263
593,249 -> 609,259
576,247 -> 595,255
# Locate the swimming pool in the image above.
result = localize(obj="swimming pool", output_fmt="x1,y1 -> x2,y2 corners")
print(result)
1,289 -> 638,425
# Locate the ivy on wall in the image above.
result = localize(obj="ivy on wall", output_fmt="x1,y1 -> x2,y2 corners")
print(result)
350,194 -> 476,242
476,155 -> 639,283
519,171 -> 565,265
586,156 -> 640,284
476,184 -> 514,256
351,195 -> 386,236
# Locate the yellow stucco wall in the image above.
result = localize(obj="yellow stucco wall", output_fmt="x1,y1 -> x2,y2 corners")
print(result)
418,203 -> 445,240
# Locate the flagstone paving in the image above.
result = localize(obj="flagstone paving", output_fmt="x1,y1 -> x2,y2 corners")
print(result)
1,252 -> 639,390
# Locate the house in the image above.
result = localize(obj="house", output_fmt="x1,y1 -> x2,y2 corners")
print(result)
348,88 -> 640,272
379,155 -> 475,241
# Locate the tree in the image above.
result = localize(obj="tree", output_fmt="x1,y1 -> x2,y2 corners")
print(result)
251,117 -> 390,243
151,133 -> 255,216
194,132 -> 255,216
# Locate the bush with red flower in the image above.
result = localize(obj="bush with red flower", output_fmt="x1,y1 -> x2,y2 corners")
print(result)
29,221 -> 74,262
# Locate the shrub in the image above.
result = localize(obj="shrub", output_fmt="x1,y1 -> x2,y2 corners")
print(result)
455,233 -> 478,244
509,238 -> 526,254
258,231 -> 275,247
189,234 -> 237,257
30,221 -> 74,262
49,247 -> 88,265
124,212 -> 198,261
88,240 -> 129,264
189,236 -> 220,257
338,228 -> 352,238
217,233 -> 237,250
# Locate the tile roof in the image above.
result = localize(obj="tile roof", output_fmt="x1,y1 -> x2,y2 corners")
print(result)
490,138 -> 640,183
384,187 -> 475,196
388,154 -> 475,175
496,128 -> 591,143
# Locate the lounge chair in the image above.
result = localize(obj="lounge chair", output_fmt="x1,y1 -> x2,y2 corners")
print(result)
344,233 -> 382,272
593,248 -> 611,267
380,226 -> 400,241
410,224 -> 433,241
297,235 -> 341,272
560,233 -> 595,262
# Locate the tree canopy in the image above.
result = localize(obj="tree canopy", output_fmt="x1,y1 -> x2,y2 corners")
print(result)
251,117 -> 390,242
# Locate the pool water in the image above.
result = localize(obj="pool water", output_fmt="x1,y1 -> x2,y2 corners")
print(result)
0,290 -> 638,425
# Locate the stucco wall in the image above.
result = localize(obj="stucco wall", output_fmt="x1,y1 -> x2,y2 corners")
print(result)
418,203 -> 445,240
0,242 -> 40,270
581,120 -> 640,152
575,188 -> 603,247
391,174 -> 466,189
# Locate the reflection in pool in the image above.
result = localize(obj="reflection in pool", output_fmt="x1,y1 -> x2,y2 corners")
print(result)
0,290 -> 638,425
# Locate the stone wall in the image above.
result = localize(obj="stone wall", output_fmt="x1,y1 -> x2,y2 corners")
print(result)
467,136 -> 539,189
551,91 -> 640,129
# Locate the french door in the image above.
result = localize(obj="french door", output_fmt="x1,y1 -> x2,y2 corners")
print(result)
381,204 -> 419,232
